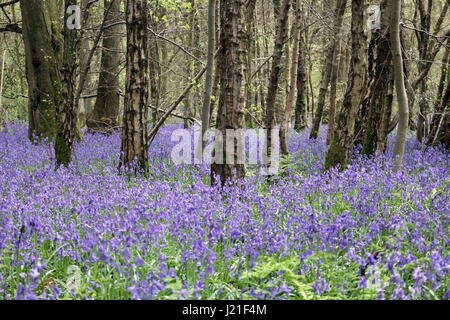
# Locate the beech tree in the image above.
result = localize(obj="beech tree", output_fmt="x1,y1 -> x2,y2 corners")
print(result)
391,0 -> 409,173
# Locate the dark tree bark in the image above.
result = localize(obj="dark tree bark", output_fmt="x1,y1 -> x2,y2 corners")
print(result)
245,0 -> 256,127
55,0 -> 79,167
426,44 -> 449,146
362,0 -> 394,155
324,0 -> 366,171
20,0 -> 77,167
264,0 -> 290,165
211,0 -> 247,186
89,0 -> 122,131
309,0 -> 347,140
120,0 -> 149,173
294,5 -> 307,132
415,0 -> 433,142
280,0 -> 301,156
432,67 -> 450,149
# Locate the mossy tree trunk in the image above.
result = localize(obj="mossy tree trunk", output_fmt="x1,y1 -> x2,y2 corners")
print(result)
20,0 -> 63,142
21,0 -> 77,167
362,0 -> 394,155
324,0 -> 366,171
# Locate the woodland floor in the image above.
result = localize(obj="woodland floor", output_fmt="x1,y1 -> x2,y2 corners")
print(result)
0,123 -> 448,300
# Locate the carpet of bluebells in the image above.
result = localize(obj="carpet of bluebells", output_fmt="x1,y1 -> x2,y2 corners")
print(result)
0,122 -> 448,300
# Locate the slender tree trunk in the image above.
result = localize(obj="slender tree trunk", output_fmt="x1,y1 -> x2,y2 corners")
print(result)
431,64 -> 450,148
0,50 -> 5,133
148,12 -> 160,126
326,38 -> 341,145
55,0 -> 79,167
183,0 -> 201,128
89,0 -> 122,131
210,0 -> 247,186
282,12 -> 290,127
199,0 -> 216,151
77,0 -> 94,130
391,0 -> 409,173
264,0 -> 290,167
120,0 -> 149,173
309,0 -> 347,140
426,45 -> 449,146
416,0 -> 433,142
280,0 -> 301,156
324,0 -> 366,170
294,5 -> 306,132
209,1 -> 220,127
245,0 -> 256,127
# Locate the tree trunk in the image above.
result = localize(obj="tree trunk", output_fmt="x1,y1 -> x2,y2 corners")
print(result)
324,0 -> 366,171
280,0 -> 301,156
199,0 -> 216,150
210,0 -> 247,186
20,0 -> 62,141
426,44 -> 449,146
209,1 -> 220,127
309,0 -> 347,140
183,0 -> 201,129
120,0 -> 149,173
55,0 -> 78,167
294,5 -> 306,132
89,0 -> 122,131
432,67 -> 450,149
362,0 -> 394,155
245,0 -> 256,128
0,50 -> 5,133
264,0 -> 290,166
416,0 -> 433,142
391,0 -> 409,173
77,0 -> 95,130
